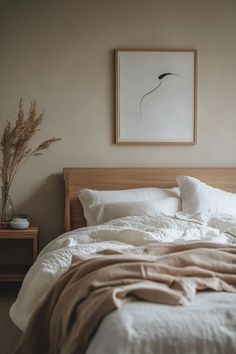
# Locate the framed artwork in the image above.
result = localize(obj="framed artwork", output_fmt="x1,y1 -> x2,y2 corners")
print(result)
115,49 -> 197,144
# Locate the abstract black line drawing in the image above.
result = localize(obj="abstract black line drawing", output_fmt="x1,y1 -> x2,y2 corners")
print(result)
115,49 -> 196,144
139,73 -> 181,118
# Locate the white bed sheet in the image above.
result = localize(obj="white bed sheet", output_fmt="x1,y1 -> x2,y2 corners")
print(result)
87,292 -> 236,354
10,213 -> 236,353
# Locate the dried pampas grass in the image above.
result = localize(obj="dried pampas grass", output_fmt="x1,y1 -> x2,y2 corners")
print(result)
0,98 -> 61,196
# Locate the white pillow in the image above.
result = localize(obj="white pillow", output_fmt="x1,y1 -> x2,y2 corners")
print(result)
91,197 -> 181,225
79,187 -> 180,226
176,175 -> 236,215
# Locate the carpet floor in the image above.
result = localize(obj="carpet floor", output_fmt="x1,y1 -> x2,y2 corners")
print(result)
0,284 -> 21,354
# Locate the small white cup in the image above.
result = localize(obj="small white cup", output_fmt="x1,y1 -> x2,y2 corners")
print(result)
10,218 -> 30,229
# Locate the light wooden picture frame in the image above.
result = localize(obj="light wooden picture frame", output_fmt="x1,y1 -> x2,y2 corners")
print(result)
115,49 -> 197,145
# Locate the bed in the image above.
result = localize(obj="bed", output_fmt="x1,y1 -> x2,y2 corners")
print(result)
11,168 -> 236,354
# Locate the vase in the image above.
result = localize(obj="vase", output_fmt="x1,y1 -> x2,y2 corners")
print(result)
0,186 -> 14,228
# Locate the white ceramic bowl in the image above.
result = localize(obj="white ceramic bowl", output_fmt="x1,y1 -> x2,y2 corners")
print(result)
10,218 -> 30,229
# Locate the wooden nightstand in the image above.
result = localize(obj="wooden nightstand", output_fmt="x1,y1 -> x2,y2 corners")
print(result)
0,226 -> 39,282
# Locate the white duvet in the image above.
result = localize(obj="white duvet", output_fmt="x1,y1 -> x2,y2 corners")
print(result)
10,213 -> 236,353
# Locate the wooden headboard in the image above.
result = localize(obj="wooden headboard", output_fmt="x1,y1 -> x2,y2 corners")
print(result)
63,168 -> 236,232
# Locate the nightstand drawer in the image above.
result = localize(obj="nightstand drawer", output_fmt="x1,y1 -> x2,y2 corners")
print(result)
0,239 -> 32,264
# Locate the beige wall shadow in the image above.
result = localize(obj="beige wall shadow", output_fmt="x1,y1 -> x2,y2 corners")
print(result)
17,174 -> 64,249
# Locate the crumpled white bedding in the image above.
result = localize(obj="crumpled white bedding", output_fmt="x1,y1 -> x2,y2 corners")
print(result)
9,213 -> 236,353
87,292 -> 236,354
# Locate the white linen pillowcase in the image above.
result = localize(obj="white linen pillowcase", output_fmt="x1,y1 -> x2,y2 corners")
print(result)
176,175 -> 236,216
91,197 -> 181,225
79,187 -> 180,226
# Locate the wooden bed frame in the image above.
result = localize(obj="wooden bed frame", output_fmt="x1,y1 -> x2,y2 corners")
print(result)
63,168 -> 236,232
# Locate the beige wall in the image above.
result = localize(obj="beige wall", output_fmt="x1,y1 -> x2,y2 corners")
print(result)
0,0 -> 236,247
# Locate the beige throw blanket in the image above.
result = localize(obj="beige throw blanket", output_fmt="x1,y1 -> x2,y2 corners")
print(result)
15,242 -> 236,354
